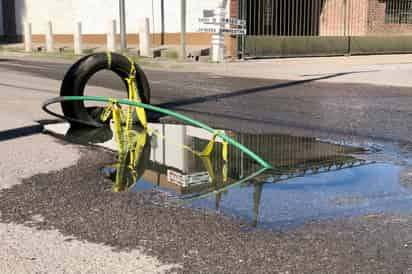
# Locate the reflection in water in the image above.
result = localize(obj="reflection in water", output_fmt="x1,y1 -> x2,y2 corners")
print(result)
111,128 -> 151,192
63,122 -> 383,228
65,125 -> 113,145
98,123 -> 364,196
190,163 -> 408,229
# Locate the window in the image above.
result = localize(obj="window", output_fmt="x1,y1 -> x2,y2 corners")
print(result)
385,0 -> 412,24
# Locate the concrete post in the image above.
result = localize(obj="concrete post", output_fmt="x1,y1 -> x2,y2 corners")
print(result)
107,20 -> 117,52
180,0 -> 186,60
24,22 -> 32,52
74,22 -> 82,55
46,21 -> 54,52
138,18 -> 151,57
212,7 -> 226,62
119,0 -> 127,51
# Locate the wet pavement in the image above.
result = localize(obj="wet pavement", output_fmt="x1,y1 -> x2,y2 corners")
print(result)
2,131 -> 412,273
3,57 -> 412,272
45,121 -> 412,232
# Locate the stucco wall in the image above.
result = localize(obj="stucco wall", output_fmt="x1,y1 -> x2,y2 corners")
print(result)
14,0 -> 227,35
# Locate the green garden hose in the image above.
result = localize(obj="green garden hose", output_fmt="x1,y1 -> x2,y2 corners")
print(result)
42,95 -> 273,169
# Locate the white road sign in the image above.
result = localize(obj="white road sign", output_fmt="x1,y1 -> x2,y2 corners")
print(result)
199,27 -> 247,35
222,28 -> 247,35
199,17 -> 246,27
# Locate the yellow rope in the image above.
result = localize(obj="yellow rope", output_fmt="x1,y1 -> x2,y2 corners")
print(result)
107,52 -> 112,69
96,55 -> 233,191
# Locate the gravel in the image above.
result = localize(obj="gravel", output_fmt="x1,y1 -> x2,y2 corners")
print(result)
1,145 -> 412,273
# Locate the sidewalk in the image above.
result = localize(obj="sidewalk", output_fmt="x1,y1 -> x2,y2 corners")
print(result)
190,54 -> 412,87
3,48 -> 412,87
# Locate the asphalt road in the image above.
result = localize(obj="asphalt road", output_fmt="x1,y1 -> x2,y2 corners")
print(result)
2,56 -> 412,273
2,57 -> 412,144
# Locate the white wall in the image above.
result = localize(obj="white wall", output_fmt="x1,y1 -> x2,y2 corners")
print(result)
14,0 -> 228,35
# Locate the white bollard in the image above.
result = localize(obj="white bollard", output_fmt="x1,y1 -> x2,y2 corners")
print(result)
211,7 -> 226,62
107,20 -> 116,52
138,17 -> 151,57
74,22 -> 83,55
24,22 -> 32,52
46,21 -> 54,52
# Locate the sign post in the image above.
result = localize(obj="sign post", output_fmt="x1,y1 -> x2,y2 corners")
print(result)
199,11 -> 246,62
119,0 -> 127,51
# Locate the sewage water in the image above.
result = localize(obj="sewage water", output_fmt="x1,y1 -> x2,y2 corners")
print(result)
48,122 -> 412,230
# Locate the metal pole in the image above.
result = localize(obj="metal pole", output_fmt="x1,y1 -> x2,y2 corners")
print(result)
180,0 -> 186,60
161,0 -> 165,45
343,0 -> 347,36
119,0 -> 127,51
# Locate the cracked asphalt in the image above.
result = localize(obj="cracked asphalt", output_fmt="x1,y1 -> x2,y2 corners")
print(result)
2,55 -> 412,273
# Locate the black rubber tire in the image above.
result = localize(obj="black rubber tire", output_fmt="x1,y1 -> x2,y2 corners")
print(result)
60,52 -> 151,127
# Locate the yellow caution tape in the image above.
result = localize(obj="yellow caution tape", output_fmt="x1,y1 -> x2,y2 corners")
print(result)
199,132 -> 218,157
223,162 -> 228,183
112,103 -> 128,155
107,52 -> 112,69
100,98 -> 116,122
99,92 -> 230,191
113,152 -> 128,192
222,141 -> 228,162
125,56 -> 148,129
128,130 -> 147,168
201,156 -> 216,182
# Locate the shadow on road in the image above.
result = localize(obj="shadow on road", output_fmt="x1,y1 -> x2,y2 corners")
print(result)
0,125 -> 43,142
157,71 -> 379,109
0,82 -> 56,94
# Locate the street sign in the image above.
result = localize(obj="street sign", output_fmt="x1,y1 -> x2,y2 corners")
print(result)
199,17 -> 246,27
222,28 -> 247,35
198,27 -> 218,33
199,16 -> 246,36
226,17 -> 246,27
198,27 -> 247,35
199,17 -> 219,24
198,9 -> 246,62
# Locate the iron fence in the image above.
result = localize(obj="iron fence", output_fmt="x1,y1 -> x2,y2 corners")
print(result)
385,0 -> 412,24
239,0 -> 370,37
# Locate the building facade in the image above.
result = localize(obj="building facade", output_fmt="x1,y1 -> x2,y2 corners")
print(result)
0,0 -> 236,48
2,0 -> 412,57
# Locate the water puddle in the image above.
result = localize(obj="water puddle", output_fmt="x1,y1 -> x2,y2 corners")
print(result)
46,122 -> 412,230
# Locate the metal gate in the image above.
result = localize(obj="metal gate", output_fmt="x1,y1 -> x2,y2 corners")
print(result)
238,0 -> 412,58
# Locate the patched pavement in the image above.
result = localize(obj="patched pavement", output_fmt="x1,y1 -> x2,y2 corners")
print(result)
2,56 -> 412,273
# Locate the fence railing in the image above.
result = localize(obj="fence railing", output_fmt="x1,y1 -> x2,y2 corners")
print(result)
239,0 -> 370,37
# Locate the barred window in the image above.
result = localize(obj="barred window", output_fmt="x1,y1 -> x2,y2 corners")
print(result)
385,0 -> 412,24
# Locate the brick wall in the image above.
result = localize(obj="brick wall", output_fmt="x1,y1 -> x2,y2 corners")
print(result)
226,0 -> 238,57
320,0 -> 368,36
229,0 -> 237,17
367,0 -> 412,35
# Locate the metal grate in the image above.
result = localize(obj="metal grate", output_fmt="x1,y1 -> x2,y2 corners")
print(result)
385,0 -> 412,24
239,0 -> 370,37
